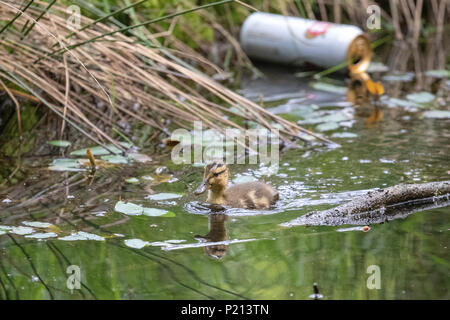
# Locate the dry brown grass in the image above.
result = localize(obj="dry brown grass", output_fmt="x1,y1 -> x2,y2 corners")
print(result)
0,0 -> 333,153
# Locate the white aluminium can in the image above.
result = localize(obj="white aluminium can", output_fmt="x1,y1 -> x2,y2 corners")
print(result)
240,12 -> 371,73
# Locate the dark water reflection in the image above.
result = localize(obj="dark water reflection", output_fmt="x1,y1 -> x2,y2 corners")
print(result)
0,67 -> 449,299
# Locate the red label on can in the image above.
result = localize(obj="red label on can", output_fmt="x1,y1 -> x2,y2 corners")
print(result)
305,21 -> 330,39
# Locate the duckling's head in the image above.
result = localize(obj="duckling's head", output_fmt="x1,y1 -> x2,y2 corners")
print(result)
194,162 -> 229,196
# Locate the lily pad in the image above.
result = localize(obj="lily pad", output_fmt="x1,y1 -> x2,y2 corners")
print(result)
128,153 -> 152,163
406,92 -> 435,104
58,231 -> 104,241
382,97 -> 421,109
145,193 -> 183,201
425,69 -> 450,78
310,82 -> 347,94
423,110 -> 450,119
114,201 -> 144,215
22,221 -> 54,229
143,208 -> 175,217
25,232 -> 58,239
114,201 -> 176,217
124,238 -> 149,249
47,140 -> 71,147
382,72 -> 415,82
49,158 -> 85,172
367,62 -> 389,73
70,142 -> 132,156
101,155 -> 128,164
11,226 -> 35,235
316,122 -> 340,132
298,110 -> 352,125
331,132 -> 358,138
125,177 -> 140,184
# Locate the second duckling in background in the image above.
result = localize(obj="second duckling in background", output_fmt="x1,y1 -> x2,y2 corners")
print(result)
194,162 -> 278,209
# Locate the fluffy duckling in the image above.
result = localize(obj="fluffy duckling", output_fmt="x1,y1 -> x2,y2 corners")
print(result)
195,213 -> 228,259
194,162 -> 278,209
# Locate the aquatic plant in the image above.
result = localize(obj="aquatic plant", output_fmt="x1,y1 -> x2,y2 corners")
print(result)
0,0 -> 330,156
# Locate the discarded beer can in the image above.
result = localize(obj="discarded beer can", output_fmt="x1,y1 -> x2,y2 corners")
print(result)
240,12 -> 371,74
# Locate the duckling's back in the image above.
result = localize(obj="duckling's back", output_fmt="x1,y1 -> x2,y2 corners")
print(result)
224,182 -> 278,209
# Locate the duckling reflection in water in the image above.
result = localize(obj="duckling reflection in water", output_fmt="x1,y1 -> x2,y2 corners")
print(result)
194,162 -> 278,209
195,213 -> 228,259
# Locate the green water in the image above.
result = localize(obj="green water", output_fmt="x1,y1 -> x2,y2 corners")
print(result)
0,70 -> 449,300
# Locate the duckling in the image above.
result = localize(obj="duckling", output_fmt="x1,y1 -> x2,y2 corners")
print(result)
195,213 -> 228,259
194,162 -> 278,209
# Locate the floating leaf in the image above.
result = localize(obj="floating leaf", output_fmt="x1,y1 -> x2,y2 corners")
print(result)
310,82 -> 347,94
128,153 -> 152,163
22,221 -> 54,228
25,232 -> 58,239
143,208 -> 175,217
52,158 -> 78,166
58,231 -> 104,241
406,92 -> 435,104
49,158 -> 85,172
11,226 -> 35,235
77,231 -> 105,241
316,122 -> 340,132
125,177 -> 140,184
331,132 -> 358,138
298,110 -> 352,125
47,140 -> 71,147
124,238 -> 149,249
71,145 -> 118,156
145,193 -> 183,201
367,62 -> 389,73
70,142 -> 132,156
114,201 -> 175,217
114,201 -> 144,215
101,155 -> 129,164
423,110 -> 450,119
425,69 -> 450,78
382,72 -> 414,82
382,97 -> 421,109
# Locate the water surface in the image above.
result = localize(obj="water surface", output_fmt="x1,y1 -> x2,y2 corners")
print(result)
0,66 -> 448,300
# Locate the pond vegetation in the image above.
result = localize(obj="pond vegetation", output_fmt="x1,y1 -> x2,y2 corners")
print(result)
0,0 -> 448,300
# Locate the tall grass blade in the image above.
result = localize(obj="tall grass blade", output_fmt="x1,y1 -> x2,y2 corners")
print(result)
0,0 -> 34,35
22,0 -> 56,38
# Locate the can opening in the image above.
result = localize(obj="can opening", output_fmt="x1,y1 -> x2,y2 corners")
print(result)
346,34 -> 371,74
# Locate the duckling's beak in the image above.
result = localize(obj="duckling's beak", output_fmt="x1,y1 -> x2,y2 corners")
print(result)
194,180 -> 207,195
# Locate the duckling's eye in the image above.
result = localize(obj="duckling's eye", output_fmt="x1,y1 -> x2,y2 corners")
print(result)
213,172 -> 219,177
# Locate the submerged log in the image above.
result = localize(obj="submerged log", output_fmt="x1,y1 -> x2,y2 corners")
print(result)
281,180 -> 450,227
